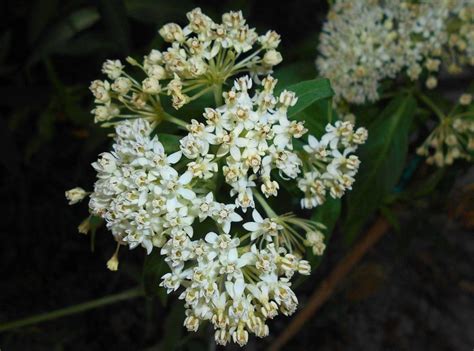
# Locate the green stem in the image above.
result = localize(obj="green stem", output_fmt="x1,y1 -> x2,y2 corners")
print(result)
0,287 -> 143,332
213,84 -> 223,106
164,113 -> 188,128
253,191 -> 278,218
416,91 -> 445,121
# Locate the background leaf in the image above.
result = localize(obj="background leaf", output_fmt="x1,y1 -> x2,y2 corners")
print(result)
98,0 -> 131,54
143,250 -> 168,304
343,94 -> 417,243
27,7 -> 101,66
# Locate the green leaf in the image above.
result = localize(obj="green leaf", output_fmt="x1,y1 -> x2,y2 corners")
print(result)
98,0 -> 130,54
143,250 -> 168,304
343,94 -> 417,243
285,78 -> 334,118
159,301 -> 185,351
54,31 -> 115,56
296,96 -> 339,137
27,7 -> 100,66
274,61 -> 316,89
277,78 -> 335,137
28,0 -> 59,45
124,0 -> 193,24
154,133 -> 180,153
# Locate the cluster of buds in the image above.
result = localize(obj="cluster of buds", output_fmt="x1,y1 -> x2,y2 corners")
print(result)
68,76 -> 367,346
317,0 -> 474,105
417,93 -> 474,167
89,7 -> 282,126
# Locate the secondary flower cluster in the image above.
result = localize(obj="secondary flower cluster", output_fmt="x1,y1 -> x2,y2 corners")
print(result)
70,76 -> 367,346
417,93 -> 474,167
90,7 -> 282,125
316,0 -> 474,105
298,121 -> 367,209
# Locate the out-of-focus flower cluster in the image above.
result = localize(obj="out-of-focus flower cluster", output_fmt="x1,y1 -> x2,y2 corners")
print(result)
316,0 -> 474,105
417,93 -> 474,167
89,7 -> 282,126
70,76 -> 367,346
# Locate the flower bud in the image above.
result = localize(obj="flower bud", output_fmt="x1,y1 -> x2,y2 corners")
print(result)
263,50 -> 282,66
142,77 -> 161,94
65,187 -> 87,205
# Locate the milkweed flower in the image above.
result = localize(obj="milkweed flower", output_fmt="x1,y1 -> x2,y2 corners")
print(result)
317,0 -> 474,105
89,8 -> 282,130
65,187 -> 88,205
74,76 -> 367,346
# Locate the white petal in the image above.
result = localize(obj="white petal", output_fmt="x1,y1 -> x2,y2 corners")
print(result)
252,209 -> 263,223
142,239 -> 153,255
234,279 -> 245,297
138,191 -> 148,207
205,232 -> 218,244
225,281 -> 235,298
179,171 -> 192,185
308,135 -> 318,148
223,221 -> 231,234
243,222 -> 260,231
230,146 -> 241,161
228,248 -> 238,261
238,252 -> 255,267
230,213 -> 243,222
167,151 -> 182,164
178,188 -> 196,200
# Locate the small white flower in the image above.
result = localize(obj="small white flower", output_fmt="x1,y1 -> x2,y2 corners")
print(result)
212,204 -> 243,233
102,59 -> 124,80
65,187 -> 87,205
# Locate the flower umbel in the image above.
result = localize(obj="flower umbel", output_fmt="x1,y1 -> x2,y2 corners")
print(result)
89,7 -> 282,132
74,74 -> 367,346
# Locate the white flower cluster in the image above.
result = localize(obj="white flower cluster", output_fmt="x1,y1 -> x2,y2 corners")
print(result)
417,94 -> 474,167
89,8 -> 282,125
298,121 -> 368,209
316,0 -> 474,105
80,76 -> 367,346
179,75 -> 308,211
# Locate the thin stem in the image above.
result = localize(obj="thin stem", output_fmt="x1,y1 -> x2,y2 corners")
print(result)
164,114 -> 188,128
213,84 -> 223,106
416,91 -> 445,121
0,287 -> 144,332
253,191 -> 278,218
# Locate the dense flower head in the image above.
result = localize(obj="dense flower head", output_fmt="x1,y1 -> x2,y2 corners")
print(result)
76,75 -> 367,346
89,8 -> 282,127
316,0 -> 474,105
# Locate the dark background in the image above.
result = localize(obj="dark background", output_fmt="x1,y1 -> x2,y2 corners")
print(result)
1,0 -> 473,350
